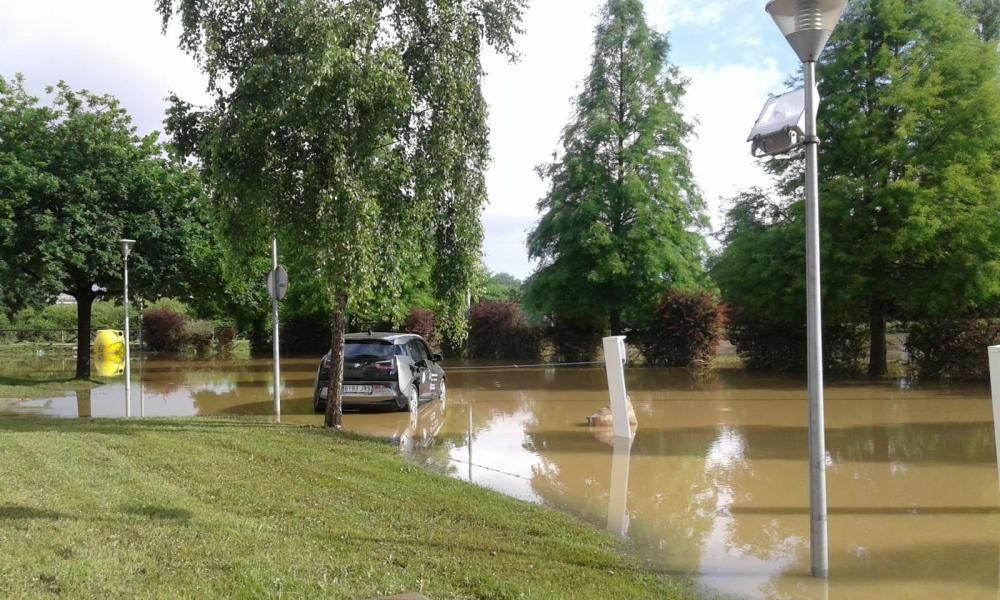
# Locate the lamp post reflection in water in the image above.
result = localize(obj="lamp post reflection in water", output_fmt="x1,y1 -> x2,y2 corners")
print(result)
468,400 -> 473,483
118,238 -> 135,417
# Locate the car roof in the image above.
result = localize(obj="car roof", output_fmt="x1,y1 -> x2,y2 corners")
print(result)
344,332 -> 423,344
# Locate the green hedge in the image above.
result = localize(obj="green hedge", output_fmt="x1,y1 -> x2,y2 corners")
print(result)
6,298 -> 190,333
906,318 -> 1000,380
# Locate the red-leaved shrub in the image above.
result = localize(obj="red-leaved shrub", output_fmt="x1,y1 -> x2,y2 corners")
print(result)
467,302 -> 540,360
403,307 -> 435,343
142,308 -> 188,352
638,290 -> 724,369
907,318 -> 1000,380
546,316 -> 604,362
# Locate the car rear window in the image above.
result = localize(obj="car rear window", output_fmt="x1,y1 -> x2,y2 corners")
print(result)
344,341 -> 395,360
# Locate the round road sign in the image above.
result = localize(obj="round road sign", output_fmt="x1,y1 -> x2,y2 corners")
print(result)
267,266 -> 289,301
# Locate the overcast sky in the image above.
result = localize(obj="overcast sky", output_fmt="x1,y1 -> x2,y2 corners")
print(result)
0,0 -> 797,279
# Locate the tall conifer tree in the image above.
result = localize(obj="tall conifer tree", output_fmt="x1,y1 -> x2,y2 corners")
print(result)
524,0 -> 707,335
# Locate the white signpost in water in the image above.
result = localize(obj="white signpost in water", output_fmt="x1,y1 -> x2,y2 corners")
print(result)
602,336 -> 632,439
603,335 -> 634,536
989,346 -> 1000,484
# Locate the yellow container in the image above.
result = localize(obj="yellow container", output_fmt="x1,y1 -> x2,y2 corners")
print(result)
94,352 -> 125,377
93,329 -> 126,357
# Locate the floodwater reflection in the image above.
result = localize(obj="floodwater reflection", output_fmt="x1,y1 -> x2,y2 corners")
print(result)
1,357 -> 998,598
415,366 -> 999,600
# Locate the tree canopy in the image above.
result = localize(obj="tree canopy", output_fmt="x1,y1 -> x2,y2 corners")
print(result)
480,271 -> 523,303
0,76 -> 219,378
523,0 -> 708,335
157,0 -> 525,426
960,0 -> 1000,41
713,0 -> 1000,376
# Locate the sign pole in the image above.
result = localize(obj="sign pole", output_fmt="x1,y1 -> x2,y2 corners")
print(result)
271,239 -> 281,419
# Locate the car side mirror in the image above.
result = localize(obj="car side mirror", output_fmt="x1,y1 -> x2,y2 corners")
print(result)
431,353 -> 443,363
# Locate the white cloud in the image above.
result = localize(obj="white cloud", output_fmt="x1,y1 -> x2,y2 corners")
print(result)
481,0 -> 604,277
679,60 -> 785,234
0,0 -> 209,137
645,0 -> 728,31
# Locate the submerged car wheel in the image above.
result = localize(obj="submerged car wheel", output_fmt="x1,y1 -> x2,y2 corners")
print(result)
438,380 -> 447,404
313,384 -> 327,414
398,386 -> 419,413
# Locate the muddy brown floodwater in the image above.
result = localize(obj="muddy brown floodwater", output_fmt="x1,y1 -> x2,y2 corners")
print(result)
2,355 -> 998,599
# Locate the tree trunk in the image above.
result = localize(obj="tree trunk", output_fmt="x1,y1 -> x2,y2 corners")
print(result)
324,288 -> 349,428
74,288 -> 95,380
868,299 -> 888,378
610,309 -> 623,337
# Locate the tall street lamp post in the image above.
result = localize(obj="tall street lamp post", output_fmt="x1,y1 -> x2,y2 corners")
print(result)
118,239 -> 136,417
764,0 -> 848,578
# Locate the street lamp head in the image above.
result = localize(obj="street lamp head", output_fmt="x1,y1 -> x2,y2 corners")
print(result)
747,87 -> 812,157
766,0 -> 849,62
118,239 -> 135,259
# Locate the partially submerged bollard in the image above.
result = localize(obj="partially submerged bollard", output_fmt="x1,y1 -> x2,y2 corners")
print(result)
602,335 -> 634,440
93,331 -> 126,376
93,329 -> 126,357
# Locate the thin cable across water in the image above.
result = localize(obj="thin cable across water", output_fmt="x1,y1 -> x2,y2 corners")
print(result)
446,457 -> 533,481
446,361 -> 604,372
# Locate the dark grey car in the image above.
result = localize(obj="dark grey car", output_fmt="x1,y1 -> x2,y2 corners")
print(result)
313,332 -> 446,413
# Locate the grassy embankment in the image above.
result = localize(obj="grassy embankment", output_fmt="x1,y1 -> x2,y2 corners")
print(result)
0,418 -> 694,599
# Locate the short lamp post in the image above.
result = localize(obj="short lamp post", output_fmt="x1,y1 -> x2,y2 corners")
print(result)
763,0 -> 848,578
118,239 -> 135,417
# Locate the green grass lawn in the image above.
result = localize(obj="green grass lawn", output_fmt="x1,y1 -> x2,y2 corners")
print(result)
0,418 -> 694,599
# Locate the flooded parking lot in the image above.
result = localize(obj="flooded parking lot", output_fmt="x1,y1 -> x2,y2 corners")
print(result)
2,355 -> 997,599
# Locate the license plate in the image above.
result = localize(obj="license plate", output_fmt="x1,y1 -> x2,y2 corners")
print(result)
344,384 -> 373,394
